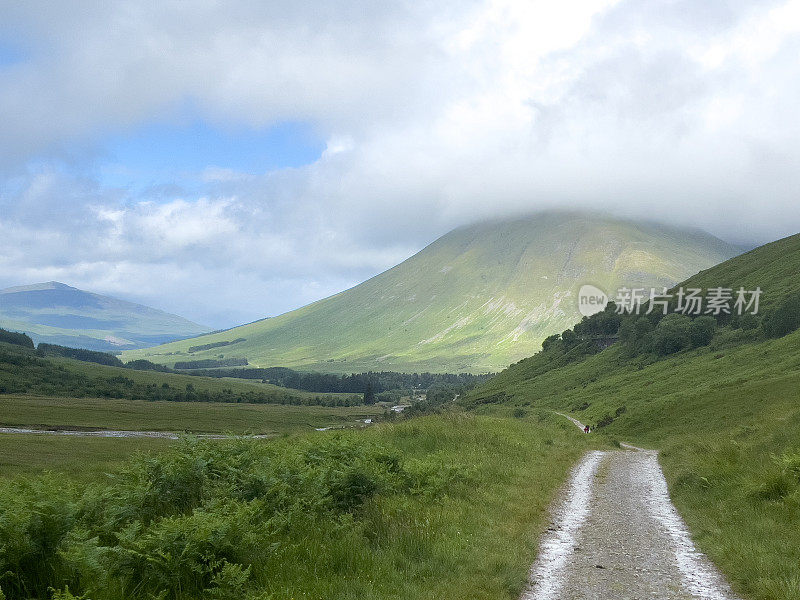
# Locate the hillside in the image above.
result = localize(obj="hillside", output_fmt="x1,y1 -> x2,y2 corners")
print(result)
125,212 -> 740,373
465,232 -> 800,600
0,281 -> 210,351
0,339 -> 359,407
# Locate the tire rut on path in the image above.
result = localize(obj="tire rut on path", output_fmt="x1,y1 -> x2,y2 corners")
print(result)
523,417 -> 741,600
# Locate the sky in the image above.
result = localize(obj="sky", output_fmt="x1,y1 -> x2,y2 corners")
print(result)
1,0 -> 799,328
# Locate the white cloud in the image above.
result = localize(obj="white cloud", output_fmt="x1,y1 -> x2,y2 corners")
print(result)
1,0 -> 800,326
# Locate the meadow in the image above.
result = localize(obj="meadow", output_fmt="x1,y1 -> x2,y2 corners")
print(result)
0,395 -> 381,435
0,394 -> 385,480
0,413 -> 587,600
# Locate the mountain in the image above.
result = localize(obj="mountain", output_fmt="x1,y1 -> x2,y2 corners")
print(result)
124,212 -> 741,373
0,281 -> 210,352
464,232 -> 800,600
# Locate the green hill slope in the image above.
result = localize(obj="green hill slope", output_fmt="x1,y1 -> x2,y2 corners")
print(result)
125,212 -> 740,373
465,232 -> 800,600
0,281 -> 210,351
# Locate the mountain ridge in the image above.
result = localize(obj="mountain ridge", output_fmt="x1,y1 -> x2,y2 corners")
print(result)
125,211 -> 742,372
0,281 -> 210,352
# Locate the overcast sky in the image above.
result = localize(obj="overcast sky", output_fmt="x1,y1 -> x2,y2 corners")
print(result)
1,0 -> 799,327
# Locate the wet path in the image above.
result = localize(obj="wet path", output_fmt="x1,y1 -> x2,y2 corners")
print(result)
523,418 -> 741,599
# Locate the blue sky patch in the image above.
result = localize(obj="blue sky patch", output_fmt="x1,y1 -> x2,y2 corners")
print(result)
0,40 -> 26,67
96,120 -> 325,192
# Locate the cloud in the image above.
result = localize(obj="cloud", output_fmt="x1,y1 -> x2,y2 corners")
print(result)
1,0 -> 800,326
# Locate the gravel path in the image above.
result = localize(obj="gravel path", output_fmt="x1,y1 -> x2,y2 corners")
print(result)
523,416 -> 741,600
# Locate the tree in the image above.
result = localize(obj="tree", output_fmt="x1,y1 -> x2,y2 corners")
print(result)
689,316 -> 717,347
541,334 -> 561,352
763,293 -> 800,338
652,314 -> 692,355
363,381 -> 376,405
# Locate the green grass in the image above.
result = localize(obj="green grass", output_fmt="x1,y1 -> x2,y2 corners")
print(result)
0,435 -> 173,481
0,413 -> 587,600
0,395 -> 383,434
467,326 -> 800,600
47,355 -> 353,399
0,395 -> 384,479
124,212 -> 738,373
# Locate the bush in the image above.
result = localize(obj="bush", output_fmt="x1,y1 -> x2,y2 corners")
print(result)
689,316 -> 717,347
763,293 -> 800,338
0,435 -> 468,600
124,359 -> 171,372
652,314 -> 692,355
174,358 -> 248,369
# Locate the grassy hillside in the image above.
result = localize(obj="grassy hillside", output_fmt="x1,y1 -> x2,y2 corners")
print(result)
0,281 -> 209,351
126,212 -> 739,373
466,232 -> 800,600
0,341 -> 361,406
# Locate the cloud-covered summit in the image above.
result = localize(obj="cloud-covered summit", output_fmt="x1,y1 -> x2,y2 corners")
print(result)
1,0 -> 798,327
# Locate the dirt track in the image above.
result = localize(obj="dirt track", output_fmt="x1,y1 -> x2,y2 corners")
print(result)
523,416 -> 741,600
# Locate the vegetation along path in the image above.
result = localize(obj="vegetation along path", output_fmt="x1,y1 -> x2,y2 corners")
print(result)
523,415 -> 741,600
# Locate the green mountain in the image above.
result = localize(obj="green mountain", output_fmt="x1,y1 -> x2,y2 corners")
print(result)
125,212 -> 740,373
465,232 -> 800,599
0,281 -> 210,352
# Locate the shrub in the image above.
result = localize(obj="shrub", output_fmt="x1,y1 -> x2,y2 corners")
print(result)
763,293 -> 800,338
0,435 -> 468,600
596,414 -> 614,428
689,316 -> 717,347
652,314 -> 692,355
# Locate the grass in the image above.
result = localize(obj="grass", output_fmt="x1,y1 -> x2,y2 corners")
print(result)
0,435 -> 173,481
47,356 -> 353,400
124,212 -> 738,373
258,413 -> 589,600
0,395 -> 384,479
0,394 -> 382,433
0,412 -> 588,600
467,326 -> 800,600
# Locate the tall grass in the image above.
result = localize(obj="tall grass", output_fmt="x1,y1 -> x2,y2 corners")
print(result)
467,327 -> 800,600
0,413 -> 585,600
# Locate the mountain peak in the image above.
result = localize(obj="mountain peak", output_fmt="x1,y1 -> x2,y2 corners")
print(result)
127,213 -> 742,373
0,281 -> 210,351
0,281 -> 78,294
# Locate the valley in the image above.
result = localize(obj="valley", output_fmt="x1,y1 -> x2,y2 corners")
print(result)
1,223 -> 798,600
3,2 -> 798,598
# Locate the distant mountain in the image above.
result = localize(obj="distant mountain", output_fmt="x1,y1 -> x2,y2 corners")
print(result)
125,212 -> 742,372
0,282 -> 210,352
